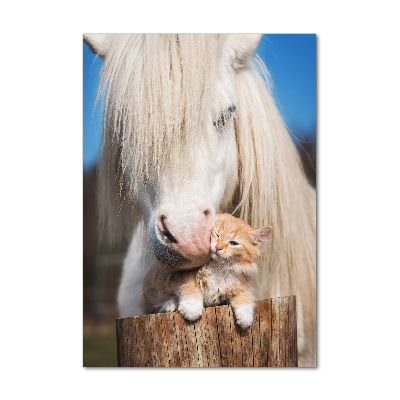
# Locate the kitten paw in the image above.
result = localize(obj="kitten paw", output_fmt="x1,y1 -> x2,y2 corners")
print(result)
234,304 -> 254,328
159,299 -> 177,313
178,298 -> 204,321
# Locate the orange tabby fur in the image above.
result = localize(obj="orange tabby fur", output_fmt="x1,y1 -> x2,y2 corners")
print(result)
142,213 -> 272,328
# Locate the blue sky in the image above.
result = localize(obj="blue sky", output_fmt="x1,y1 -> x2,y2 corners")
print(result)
83,34 -> 316,170
83,46 -> 103,170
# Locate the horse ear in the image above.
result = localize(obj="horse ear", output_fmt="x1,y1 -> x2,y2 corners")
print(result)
251,225 -> 272,245
83,34 -> 116,59
225,34 -> 263,70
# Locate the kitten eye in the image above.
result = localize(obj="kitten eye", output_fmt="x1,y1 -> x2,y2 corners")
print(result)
215,232 -> 219,239
229,241 -> 239,246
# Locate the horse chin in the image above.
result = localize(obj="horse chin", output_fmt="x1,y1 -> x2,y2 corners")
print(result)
159,258 -> 209,272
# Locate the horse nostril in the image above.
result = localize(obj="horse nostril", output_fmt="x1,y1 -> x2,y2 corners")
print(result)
163,227 -> 178,244
158,215 -> 178,244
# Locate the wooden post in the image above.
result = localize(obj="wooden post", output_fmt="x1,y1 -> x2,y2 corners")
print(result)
116,296 -> 297,367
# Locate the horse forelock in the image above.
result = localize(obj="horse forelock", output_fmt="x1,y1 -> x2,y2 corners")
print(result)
98,34 -> 224,197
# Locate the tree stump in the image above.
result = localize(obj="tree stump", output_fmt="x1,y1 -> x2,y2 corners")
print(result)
116,296 -> 297,367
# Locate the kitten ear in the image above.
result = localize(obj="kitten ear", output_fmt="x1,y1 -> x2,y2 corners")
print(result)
252,225 -> 272,245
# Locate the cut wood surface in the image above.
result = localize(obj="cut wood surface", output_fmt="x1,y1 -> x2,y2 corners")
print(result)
116,296 -> 297,367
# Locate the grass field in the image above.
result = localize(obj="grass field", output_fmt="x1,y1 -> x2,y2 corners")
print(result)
83,328 -> 118,367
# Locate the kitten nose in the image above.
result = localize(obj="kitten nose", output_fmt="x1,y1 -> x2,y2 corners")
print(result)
215,246 -> 222,253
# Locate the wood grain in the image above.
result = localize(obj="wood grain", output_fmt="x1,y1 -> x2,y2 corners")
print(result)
116,296 -> 297,367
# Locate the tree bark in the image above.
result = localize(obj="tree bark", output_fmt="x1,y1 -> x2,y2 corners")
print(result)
116,296 -> 297,367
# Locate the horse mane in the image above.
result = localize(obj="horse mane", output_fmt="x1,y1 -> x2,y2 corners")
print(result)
230,55 -> 316,363
96,34 -> 221,243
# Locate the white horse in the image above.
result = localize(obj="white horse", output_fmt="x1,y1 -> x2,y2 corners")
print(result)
84,34 -> 316,367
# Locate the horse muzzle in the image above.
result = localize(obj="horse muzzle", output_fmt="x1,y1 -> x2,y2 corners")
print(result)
148,211 -> 213,270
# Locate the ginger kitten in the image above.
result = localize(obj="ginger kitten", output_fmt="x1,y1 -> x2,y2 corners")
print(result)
142,213 -> 272,328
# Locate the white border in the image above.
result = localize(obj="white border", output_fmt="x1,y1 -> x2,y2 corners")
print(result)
2,1 -> 399,398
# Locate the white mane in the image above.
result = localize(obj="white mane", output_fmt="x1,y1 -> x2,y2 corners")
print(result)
233,56 -> 316,365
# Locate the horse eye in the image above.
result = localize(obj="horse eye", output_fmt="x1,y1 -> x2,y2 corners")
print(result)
227,105 -> 236,114
213,105 -> 236,130
229,241 -> 239,246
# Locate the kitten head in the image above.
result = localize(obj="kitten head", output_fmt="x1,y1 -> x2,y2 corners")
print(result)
210,213 -> 272,262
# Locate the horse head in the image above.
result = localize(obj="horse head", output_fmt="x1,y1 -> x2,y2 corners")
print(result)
84,34 -> 262,270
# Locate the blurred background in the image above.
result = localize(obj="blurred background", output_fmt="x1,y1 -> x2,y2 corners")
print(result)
83,34 -> 316,366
